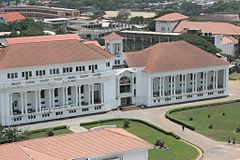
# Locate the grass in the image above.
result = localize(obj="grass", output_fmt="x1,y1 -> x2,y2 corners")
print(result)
171,102 -> 240,143
83,119 -> 199,160
229,72 -> 240,80
28,128 -> 73,139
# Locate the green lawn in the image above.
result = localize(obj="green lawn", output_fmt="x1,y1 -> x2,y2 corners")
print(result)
171,102 -> 240,143
83,120 -> 199,160
28,127 -> 73,139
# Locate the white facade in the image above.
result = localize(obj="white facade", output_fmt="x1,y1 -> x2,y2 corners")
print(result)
0,36 -> 229,126
155,21 -> 179,32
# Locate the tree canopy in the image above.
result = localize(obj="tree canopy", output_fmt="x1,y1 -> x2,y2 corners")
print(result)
176,34 -> 221,54
0,126 -> 29,144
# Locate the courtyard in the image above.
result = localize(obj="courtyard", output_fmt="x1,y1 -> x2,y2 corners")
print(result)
170,101 -> 240,144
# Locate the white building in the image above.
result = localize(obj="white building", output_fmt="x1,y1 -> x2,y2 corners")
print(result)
215,35 -> 239,56
0,128 -> 153,160
154,12 -> 189,33
0,33 -> 229,126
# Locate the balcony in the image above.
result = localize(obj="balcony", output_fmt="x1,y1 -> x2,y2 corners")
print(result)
1,71 -> 112,89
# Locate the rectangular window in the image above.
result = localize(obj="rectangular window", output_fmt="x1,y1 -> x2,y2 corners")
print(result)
95,65 -> 98,70
22,72 -> 25,77
7,73 -> 10,79
54,88 -> 58,97
40,90 -> 45,98
67,87 -> 71,95
89,65 -> 91,70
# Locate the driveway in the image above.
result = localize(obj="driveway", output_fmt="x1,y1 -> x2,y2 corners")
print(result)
19,81 -> 240,160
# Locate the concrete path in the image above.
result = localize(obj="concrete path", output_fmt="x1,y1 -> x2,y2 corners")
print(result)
18,81 -> 240,160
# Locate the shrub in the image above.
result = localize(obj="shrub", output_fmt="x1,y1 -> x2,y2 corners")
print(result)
208,114 -> 211,118
123,119 -> 130,128
46,129 -> 54,137
208,124 -> 213,129
189,117 -> 193,121
222,113 -> 226,116
155,139 -> 161,146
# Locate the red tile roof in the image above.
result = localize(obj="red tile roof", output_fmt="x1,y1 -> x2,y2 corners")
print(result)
6,34 -> 80,45
82,40 -> 101,47
0,39 -> 112,69
0,12 -> 25,22
222,36 -> 238,45
104,32 -> 124,40
125,41 -> 228,73
174,21 -> 240,35
0,128 -> 152,160
155,12 -> 189,22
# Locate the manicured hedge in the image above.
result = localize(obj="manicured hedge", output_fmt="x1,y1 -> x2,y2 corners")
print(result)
165,99 -> 240,131
29,125 -> 67,134
81,118 -> 180,139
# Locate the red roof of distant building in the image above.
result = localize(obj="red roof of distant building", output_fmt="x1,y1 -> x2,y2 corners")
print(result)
155,12 -> 189,22
0,128 -> 152,160
103,32 -> 124,40
222,36 -> 238,45
6,34 -> 81,45
0,12 -> 25,22
174,21 -> 240,35
125,41 -> 228,73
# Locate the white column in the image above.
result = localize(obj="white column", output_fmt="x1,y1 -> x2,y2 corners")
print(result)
62,87 -> 65,106
38,90 -> 41,112
162,77 -> 165,96
24,92 -> 27,114
223,70 -> 226,88
159,77 -> 162,97
75,86 -> 78,106
173,75 -> 176,95
52,89 -> 55,108
21,92 -> 24,115
192,73 -> 194,93
181,75 -> 184,94
216,70 -> 218,89
34,91 -> 38,112
184,74 -> 187,93
195,73 -> 198,92
206,71 -> 208,90
9,93 -> 12,116
213,71 -> 216,89
65,87 -> 68,106
92,83 -> 94,105
88,84 -> 91,105
101,83 -> 104,103
48,89 -> 52,109
78,85 -> 81,106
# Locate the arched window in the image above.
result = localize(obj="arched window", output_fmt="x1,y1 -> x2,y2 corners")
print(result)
120,76 -> 131,84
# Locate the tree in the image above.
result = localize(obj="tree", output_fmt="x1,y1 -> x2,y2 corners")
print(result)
116,10 -> 131,22
176,34 -> 221,54
0,126 -> 29,144
130,16 -> 144,24
55,27 -> 66,35
90,10 -> 106,19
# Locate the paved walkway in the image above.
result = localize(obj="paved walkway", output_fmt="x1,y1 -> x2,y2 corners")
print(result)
18,81 -> 240,160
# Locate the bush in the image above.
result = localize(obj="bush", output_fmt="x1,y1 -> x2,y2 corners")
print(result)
222,113 -> 226,116
208,114 -> 211,118
189,117 -> 193,121
123,119 -> 130,128
208,124 -> 213,129
29,125 -> 67,135
47,129 -> 54,137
